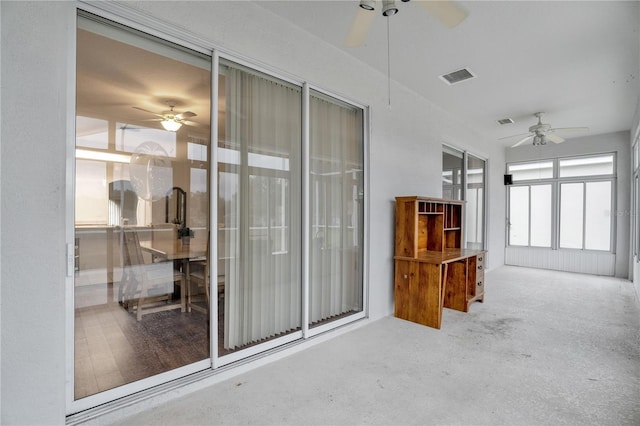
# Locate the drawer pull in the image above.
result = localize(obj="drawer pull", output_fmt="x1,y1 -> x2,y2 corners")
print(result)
478,256 -> 483,262
477,281 -> 483,286
477,265 -> 483,270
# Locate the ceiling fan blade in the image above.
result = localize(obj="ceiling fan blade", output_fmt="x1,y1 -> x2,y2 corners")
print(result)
132,106 -> 164,118
511,135 -> 534,148
548,127 -> 589,134
175,111 -> 197,120
182,120 -> 201,127
414,0 -> 468,28
345,8 -> 376,48
499,132 -> 532,141
546,134 -> 565,144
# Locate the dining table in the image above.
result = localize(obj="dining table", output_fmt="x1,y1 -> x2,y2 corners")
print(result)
139,238 -> 208,311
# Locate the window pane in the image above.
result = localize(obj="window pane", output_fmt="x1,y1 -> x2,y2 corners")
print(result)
443,146 -> 463,200
75,159 -> 110,226
530,185 -> 552,247
509,186 -> 529,246
508,161 -> 553,181
559,154 -> 614,178
560,183 -> 584,249
309,90 -> 364,328
585,181 -> 611,250
76,116 -> 108,149
466,155 -> 485,249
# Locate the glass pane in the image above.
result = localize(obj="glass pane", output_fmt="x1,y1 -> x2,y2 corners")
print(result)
530,185 -> 552,247
443,146 -> 463,200
508,161 -> 553,181
309,90 -> 364,328
560,183 -> 584,249
585,181 -> 612,250
75,14 -> 211,400
466,155 -> 485,249
559,154 -> 614,178
509,186 -> 529,246
218,60 -> 302,353
76,116 -> 109,149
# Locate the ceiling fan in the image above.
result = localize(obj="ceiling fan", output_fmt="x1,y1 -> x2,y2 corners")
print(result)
346,0 -> 468,47
132,101 -> 198,132
501,112 -> 589,148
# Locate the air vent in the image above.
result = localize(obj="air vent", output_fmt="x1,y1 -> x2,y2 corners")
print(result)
497,118 -> 514,125
439,68 -> 476,85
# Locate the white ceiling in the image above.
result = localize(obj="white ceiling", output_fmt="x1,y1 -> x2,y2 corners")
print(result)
256,0 -> 640,147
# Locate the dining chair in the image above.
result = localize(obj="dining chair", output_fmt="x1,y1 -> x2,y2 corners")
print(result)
120,229 -> 186,320
188,233 -> 224,315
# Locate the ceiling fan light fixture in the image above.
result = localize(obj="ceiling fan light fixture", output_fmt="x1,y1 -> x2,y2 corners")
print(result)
382,0 -> 398,16
533,135 -> 547,146
359,0 -> 375,11
161,118 -> 182,132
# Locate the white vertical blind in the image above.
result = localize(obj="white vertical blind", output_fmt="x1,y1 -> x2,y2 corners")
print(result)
221,64 -> 302,349
308,91 -> 364,325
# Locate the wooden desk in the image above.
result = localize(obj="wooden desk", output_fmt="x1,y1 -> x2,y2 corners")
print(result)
394,249 -> 485,329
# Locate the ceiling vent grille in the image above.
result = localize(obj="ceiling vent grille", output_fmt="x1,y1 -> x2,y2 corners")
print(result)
497,118 -> 514,125
439,68 -> 476,85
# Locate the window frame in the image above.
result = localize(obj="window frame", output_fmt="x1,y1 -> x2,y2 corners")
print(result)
506,152 -> 616,253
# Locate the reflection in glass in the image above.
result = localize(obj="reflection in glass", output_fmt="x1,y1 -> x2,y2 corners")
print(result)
74,13 -> 211,400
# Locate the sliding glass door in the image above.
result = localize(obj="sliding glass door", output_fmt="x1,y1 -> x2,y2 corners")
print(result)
74,12 -> 211,402
217,60 -> 302,354
72,8 -> 366,411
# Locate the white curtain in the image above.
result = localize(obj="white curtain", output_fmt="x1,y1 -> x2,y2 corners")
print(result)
308,92 -> 364,325
220,64 -> 301,350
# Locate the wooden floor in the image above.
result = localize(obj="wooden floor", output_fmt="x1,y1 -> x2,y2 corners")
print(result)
75,299 -> 211,399
75,283 -> 355,400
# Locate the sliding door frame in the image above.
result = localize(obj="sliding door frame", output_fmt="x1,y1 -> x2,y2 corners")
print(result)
68,1 -> 369,414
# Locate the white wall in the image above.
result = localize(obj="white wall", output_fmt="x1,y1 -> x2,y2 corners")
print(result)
505,131 -> 631,278
631,97 -> 640,302
0,1 -> 505,423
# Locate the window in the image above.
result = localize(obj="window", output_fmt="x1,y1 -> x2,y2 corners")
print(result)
507,153 -> 615,252
559,154 -> 614,178
508,184 -> 552,247
507,160 -> 553,181
442,146 -> 464,200
443,146 -> 487,250
466,154 -> 485,250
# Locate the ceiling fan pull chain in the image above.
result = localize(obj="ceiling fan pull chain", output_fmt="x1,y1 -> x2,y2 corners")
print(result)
387,15 -> 391,107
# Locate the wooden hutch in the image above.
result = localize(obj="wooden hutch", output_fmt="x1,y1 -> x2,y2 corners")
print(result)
394,196 -> 485,329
